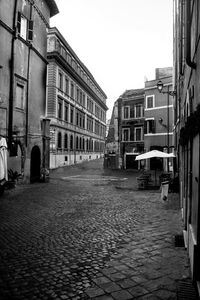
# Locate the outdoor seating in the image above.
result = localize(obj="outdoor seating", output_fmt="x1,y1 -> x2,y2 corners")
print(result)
137,172 -> 152,189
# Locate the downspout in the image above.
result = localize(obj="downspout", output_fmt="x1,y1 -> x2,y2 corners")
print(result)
25,2 -> 33,146
8,0 -> 18,150
186,0 -> 196,69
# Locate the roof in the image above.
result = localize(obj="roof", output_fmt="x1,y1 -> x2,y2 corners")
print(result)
46,0 -> 59,17
120,88 -> 144,98
48,27 -> 107,99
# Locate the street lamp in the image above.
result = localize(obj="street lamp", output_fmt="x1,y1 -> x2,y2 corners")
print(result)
157,80 -> 176,172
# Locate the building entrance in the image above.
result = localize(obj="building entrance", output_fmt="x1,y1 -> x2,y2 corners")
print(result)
30,146 -> 41,183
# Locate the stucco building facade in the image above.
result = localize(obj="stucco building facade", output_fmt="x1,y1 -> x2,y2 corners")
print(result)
173,0 -> 200,291
105,89 -> 145,169
144,68 -> 173,171
0,0 -> 58,182
46,28 -> 107,168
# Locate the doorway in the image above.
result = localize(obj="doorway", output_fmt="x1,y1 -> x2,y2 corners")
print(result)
30,145 -> 41,183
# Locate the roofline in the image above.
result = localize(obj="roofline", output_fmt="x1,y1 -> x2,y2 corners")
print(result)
48,27 -> 107,99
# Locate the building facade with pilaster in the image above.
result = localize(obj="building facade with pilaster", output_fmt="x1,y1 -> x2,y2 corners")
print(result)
47,27 -> 107,168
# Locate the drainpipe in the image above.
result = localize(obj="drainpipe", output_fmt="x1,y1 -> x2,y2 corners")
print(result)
186,0 -> 196,69
8,0 -> 18,150
25,2 -> 33,146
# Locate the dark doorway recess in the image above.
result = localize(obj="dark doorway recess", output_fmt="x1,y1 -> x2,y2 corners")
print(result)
30,145 -> 41,183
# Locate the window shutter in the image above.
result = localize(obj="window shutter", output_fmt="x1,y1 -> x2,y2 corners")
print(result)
17,12 -> 21,34
144,121 -> 147,134
28,20 -> 33,41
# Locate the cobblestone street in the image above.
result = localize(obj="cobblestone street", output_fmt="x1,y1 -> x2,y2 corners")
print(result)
0,159 -> 194,299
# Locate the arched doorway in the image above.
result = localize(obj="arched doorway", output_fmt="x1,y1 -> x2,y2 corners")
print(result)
30,146 -> 41,183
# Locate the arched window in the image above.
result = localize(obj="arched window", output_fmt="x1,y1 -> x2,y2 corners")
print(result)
57,132 -> 62,149
70,135 -> 73,150
64,133 -> 68,149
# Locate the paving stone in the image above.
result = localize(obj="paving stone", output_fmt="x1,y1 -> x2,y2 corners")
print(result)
106,272 -> 126,282
0,159 -> 193,299
128,285 -> 149,297
111,290 -> 133,300
117,278 -> 137,289
99,282 -> 121,293
95,296 -> 114,300
93,276 -> 111,285
85,286 -> 105,297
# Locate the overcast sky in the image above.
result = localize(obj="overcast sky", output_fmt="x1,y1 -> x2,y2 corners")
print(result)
51,0 -> 173,119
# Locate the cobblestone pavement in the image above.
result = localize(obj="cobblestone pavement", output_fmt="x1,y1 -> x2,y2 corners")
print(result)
0,159 -> 195,299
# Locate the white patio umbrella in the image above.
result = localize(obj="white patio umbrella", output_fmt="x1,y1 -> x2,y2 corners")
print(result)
135,150 -> 175,186
135,150 -> 175,161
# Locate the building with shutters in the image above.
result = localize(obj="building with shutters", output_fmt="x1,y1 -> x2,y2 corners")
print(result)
46,27 -> 108,168
144,68 -> 173,171
105,89 -> 145,169
0,0 -> 58,182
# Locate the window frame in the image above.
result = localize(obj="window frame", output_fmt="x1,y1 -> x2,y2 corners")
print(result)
15,83 -> 25,110
135,104 -> 143,118
123,106 -> 130,119
57,132 -> 62,149
146,95 -> 155,109
122,128 -> 130,142
134,127 -> 143,141
57,99 -> 63,119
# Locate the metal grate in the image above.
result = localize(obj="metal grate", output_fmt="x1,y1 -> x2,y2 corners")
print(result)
177,280 -> 198,300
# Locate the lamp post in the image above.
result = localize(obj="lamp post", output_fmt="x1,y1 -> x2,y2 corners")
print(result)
157,80 -> 176,172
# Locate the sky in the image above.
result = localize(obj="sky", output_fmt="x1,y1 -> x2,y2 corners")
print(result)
50,0 -> 173,119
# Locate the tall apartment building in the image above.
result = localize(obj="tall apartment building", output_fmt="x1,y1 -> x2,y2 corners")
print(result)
0,0 -> 58,182
144,68 -> 173,171
46,28 -> 107,168
174,0 -> 200,290
106,89 -> 145,169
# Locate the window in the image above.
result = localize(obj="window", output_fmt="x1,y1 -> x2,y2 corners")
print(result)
122,128 -> 130,141
144,119 -> 155,134
57,132 -> 62,148
80,91 -> 83,105
71,82 -> 74,98
70,106 -> 74,124
16,84 -> 24,109
123,106 -> 129,119
76,88 -> 79,102
135,104 -> 143,118
70,135 -> 73,150
146,95 -> 155,109
58,73 -> 63,90
65,78 -> 69,94
76,136 -> 79,149
134,127 -> 143,141
64,134 -> 68,149
65,104 -> 68,122
58,100 -> 62,119
83,94 -> 85,107
17,12 -> 33,41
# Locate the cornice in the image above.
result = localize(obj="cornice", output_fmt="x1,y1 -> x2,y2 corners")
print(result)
47,52 -> 108,111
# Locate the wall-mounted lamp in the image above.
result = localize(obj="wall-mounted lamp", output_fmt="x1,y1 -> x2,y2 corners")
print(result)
157,80 -> 176,96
